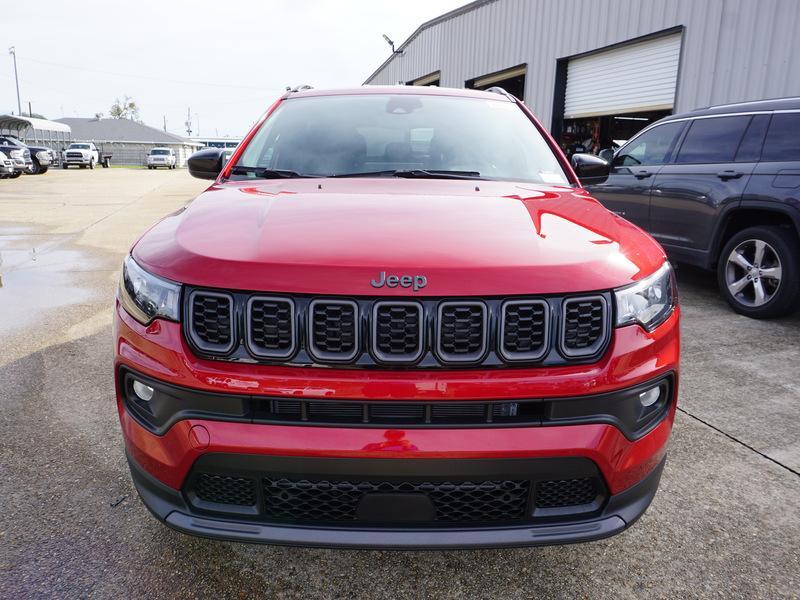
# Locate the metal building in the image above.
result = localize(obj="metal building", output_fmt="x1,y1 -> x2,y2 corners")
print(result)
364,0 -> 800,151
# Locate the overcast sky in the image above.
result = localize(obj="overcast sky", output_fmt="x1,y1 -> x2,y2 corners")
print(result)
1,0 -> 466,138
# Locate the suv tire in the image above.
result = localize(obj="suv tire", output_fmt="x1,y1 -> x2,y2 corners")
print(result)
89,158 -> 95,170
717,225 -> 800,318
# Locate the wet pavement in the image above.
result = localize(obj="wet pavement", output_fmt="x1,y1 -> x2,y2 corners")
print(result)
1,169 -> 799,599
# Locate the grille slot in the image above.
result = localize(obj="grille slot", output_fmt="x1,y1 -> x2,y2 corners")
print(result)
262,477 -> 530,524
431,403 -> 486,422
560,296 -> 608,357
308,299 -> 359,362
194,473 -> 256,506
369,403 -> 425,421
535,478 -> 599,508
246,296 -> 295,358
372,301 -> 424,363
500,300 -> 549,361
188,291 -> 235,353
436,301 -> 487,363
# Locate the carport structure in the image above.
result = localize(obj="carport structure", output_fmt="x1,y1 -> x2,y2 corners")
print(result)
0,114 -> 72,154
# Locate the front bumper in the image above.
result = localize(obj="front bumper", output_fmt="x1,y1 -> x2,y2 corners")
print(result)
115,301 -> 679,547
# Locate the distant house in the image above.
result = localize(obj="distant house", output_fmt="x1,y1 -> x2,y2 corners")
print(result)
55,117 -> 203,167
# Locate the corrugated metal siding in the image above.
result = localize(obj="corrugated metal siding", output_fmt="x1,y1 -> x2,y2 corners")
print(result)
564,33 -> 681,118
366,0 -> 800,129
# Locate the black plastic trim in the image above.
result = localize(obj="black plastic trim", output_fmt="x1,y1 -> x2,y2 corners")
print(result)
244,295 -> 297,360
435,300 -> 489,364
119,367 -> 674,441
185,289 -> 236,355
370,300 -> 425,364
559,295 -> 611,358
307,298 -> 360,363
499,298 -> 551,362
126,452 -> 666,549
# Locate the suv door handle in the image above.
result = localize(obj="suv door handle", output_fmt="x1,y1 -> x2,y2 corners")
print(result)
717,170 -> 743,180
634,170 -> 653,179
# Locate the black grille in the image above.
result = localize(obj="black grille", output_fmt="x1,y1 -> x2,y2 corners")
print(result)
247,297 -> 294,358
535,478 -> 598,508
561,297 -> 607,356
309,300 -> 358,360
194,473 -> 256,506
189,291 -> 234,352
437,302 -> 487,362
372,302 -> 423,362
501,300 -> 549,361
262,477 -> 530,524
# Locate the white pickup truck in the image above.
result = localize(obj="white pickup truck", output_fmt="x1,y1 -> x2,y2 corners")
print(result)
62,142 -> 111,169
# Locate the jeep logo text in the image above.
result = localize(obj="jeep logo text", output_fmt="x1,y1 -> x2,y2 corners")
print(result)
370,272 -> 427,292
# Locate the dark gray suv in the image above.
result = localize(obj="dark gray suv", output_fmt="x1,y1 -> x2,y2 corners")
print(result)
575,97 -> 800,319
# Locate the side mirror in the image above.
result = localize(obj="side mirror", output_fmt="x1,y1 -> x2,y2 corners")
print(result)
598,148 -> 614,163
571,153 -> 610,184
187,148 -> 225,180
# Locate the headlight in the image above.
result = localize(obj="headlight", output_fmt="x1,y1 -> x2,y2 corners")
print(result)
614,261 -> 676,331
10,149 -> 22,158
36,150 -> 49,160
118,255 -> 181,325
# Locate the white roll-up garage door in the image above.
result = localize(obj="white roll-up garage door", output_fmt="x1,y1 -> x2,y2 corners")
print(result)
564,33 -> 682,119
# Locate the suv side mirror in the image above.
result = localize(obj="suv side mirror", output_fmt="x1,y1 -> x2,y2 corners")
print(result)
571,153 -> 610,184
188,148 -> 225,180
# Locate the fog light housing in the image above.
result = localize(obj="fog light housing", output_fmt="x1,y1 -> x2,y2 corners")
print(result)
132,380 -> 155,402
639,386 -> 661,407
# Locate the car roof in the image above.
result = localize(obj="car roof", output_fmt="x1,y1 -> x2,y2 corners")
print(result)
662,96 -> 800,121
284,85 -> 515,102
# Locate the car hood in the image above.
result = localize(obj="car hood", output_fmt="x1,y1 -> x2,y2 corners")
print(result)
133,178 -> 666,296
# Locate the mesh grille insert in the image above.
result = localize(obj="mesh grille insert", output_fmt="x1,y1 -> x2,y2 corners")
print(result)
309,300 -> 358,360
373,302 -> 423,362
194,473 -> 256,506
190,292 -> 233,351
502,301 -> 548,360
438,302 -> 486,361
248,297 -> 294,357
535,478 -> 598,508
562,297 -> 606,355
262,477 -> 530,524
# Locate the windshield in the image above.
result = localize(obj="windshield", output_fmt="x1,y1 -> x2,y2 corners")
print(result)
150,149 -> 170,155
69,144 -> 90,149
233,94 -> 570,184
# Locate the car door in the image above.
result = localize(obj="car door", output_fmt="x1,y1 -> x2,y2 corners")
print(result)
649,114 -> 765,264
585,120 -> 686,230
744,111 -> 800,214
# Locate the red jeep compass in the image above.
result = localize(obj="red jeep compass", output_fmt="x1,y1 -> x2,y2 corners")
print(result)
114,86 -> 679,548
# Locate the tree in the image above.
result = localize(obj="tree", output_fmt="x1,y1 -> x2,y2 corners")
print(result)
109,96 -> 140,121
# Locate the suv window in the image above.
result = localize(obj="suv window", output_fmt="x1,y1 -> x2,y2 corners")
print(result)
761,113 -> 800,162
614,121 -> 684,167
735,115 -> 770,162
675,115 -> 750,164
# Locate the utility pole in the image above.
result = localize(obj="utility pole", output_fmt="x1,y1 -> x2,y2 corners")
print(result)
163,115 -> 167,132
28,101 -> 32,117
185,107 -> 192,137
8,47 -> 21,115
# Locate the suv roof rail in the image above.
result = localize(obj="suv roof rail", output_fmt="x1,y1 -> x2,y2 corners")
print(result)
286,84 -> 314,93
484,86 -> 515,101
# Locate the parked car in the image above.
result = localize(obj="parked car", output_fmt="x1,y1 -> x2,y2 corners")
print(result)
0,155 -> 15,178
0,135 -> 32,177
116,86 -> 679,549
146,147 -> 177,169
575,97 -> 800,319
62,142 -> 112,168
24,143 -> 53,174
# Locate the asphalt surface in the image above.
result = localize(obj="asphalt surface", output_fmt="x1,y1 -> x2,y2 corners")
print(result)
1,169 -> 799,599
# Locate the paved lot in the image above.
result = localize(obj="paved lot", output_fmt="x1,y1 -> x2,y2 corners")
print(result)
1,169 -> 799,599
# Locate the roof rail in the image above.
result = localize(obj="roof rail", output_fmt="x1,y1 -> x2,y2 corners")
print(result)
484,86 -> 515,101
286,84 -> 314,93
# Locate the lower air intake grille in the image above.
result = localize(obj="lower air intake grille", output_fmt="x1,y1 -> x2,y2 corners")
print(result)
309,300 -> 358,361
561,296 -> 607,357
247,297 -> 294,358
189,291 -> 234,353
437,302 -> 487,362
535,478 -> 598,508
194,473 -> 256,506
262,477 -> 530,524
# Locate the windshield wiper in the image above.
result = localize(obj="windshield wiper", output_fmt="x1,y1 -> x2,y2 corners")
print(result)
331,169 -> 483,180
229,166 -> 315,179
